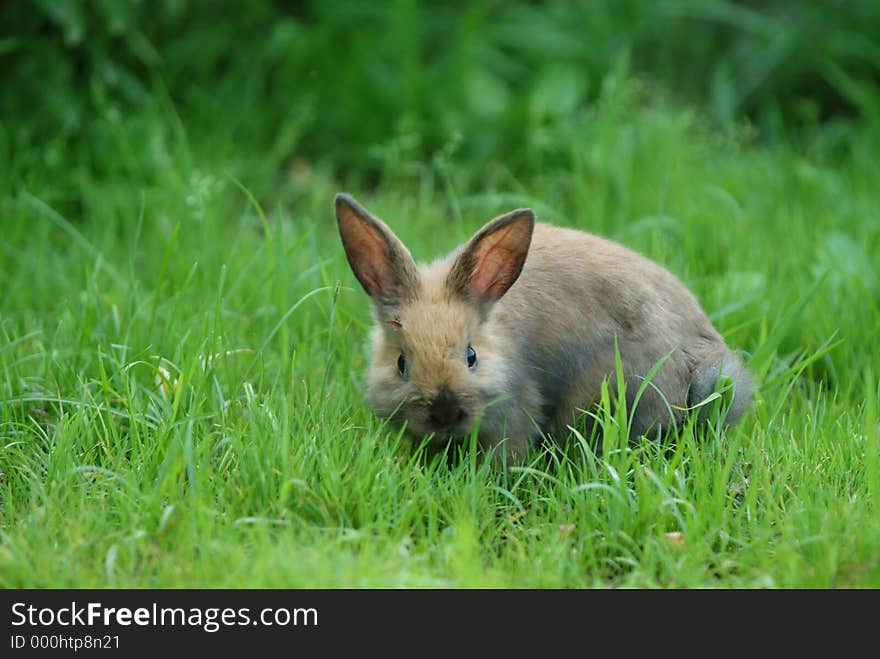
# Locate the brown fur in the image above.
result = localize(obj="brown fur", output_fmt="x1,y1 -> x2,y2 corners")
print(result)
335,193 -> 754,461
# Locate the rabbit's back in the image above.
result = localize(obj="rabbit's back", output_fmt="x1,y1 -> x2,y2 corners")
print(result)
491,224 -> 748,436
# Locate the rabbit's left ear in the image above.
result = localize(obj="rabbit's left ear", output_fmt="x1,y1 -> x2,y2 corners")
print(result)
334,193 -> 419,306
447,208 -> 535,306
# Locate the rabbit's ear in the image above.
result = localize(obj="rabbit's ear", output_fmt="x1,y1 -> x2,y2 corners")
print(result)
447,208 -> 535,306
335,193 -> 419,306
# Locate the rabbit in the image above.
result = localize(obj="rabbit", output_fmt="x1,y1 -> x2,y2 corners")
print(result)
334,192 -> 753,460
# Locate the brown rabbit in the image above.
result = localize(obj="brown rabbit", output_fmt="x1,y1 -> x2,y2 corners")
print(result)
334,193 -> 753,460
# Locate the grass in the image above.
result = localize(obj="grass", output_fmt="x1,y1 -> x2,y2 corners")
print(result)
2,67 -> 879,587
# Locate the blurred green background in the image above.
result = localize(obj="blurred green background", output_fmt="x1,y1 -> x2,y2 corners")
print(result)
4,0 -> 880,196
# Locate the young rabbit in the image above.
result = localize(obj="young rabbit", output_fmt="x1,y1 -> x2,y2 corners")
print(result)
334,193 -> 753,460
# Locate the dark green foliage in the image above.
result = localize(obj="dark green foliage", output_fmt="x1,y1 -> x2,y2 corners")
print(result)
4,0 -> 880,187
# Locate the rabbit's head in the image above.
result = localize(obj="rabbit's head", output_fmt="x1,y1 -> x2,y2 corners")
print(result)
334,193 -> 535,443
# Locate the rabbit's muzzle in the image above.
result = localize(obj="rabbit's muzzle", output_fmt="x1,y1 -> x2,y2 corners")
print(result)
427,386 -> 466,430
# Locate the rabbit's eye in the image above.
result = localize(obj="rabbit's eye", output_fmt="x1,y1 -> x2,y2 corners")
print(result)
397,353 -> 406,376
466,344 -> 477,369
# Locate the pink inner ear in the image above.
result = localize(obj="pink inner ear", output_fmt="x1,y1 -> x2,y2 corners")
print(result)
346,223 -> 392,296
360,265 -> 382,295
353,254 -> 384,294
468,223 -> 524,299
469,252 -> 515,298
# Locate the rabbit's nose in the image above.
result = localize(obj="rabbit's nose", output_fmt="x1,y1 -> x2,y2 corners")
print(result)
428,386 -> 465,428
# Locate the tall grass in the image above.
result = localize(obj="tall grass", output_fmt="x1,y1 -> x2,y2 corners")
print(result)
3,66 -> 879,584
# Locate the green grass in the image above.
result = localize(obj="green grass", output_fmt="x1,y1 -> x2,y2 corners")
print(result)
2,70 -> 879,587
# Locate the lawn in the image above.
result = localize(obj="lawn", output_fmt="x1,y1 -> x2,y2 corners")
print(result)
1,2 -> 879,588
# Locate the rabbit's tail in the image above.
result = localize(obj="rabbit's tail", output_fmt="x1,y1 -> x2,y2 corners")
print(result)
688,352 -> 754,426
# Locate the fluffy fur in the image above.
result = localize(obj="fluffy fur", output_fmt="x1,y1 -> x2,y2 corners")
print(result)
335,193 -> 754,460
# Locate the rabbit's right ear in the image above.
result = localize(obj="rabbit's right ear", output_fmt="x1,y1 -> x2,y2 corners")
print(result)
334,193 -> 419,310
447,208 -> 535,310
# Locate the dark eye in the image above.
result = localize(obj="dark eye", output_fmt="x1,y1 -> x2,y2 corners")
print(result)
397,353 -> 406,376
466,344 -> 477,369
